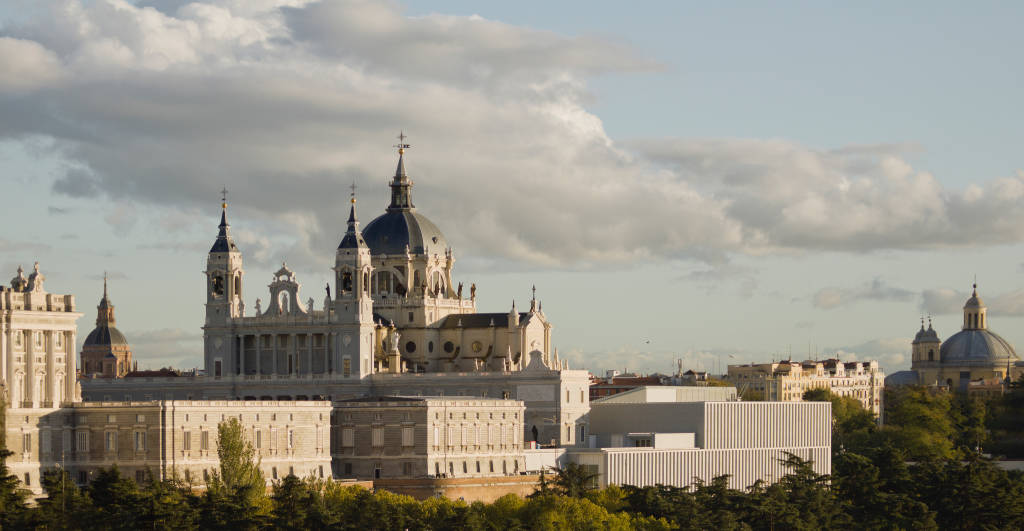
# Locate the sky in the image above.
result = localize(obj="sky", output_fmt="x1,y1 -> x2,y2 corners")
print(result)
1,0 -> 1024,376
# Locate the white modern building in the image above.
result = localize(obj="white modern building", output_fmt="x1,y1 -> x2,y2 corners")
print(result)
525,387 -> 832,491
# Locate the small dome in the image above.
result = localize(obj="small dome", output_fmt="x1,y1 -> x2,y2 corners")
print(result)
964,284 -> 984,308
83,325 -> 129,347
362,211 -> 448,256
939,328 -> 1017,366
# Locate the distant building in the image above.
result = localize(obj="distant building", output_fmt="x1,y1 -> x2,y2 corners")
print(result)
726,359 -> 884,416
888,284 -> 1021,394
589,370 -> 668,401
531,386 -> 831,490
80,277 -> 134,378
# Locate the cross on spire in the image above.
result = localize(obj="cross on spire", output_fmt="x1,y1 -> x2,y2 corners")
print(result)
394,131 -> 410,153
532,285 -> 536,301
350,181 -> 357,204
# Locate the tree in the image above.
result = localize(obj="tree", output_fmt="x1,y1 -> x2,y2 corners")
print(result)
31,468 -> 95,530
0,397 -> 29,528
549,463 -> 599,498
0,448 -> 29,528
803,388 -> 878,455
202,417 -> 269,529
138,471 -> 200,530
761,453 -> 851,530
882,386 -> 959,460
86,466 -> 147,530
270,474 -> 312,529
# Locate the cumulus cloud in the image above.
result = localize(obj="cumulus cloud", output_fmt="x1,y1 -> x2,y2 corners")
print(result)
2,0 -> 1024,273
0,37 -> 64,93
812,277 -> 915,310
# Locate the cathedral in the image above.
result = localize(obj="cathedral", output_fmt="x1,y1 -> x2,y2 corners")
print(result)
80,276 -> 134,378
889,284 -> 1022,393
82,143 -> 590,448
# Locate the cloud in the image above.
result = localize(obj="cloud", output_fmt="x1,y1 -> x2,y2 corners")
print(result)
52,167 -> 100,198
128,327 -> 203,369
680,264 -> 759,298
0,37 -> 64,93
812,277 -> 915,310
822,337 -> 910,373
2,1 -> 1024,274
48,206 -> 71,215
920,288 -> 966,315
103,203 -> 138,236
0,238 -> 52,256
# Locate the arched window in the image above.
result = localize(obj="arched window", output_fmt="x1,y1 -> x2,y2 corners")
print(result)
928,349 -> 934,361
341,272 -> 352,292
211,274 -> 225,297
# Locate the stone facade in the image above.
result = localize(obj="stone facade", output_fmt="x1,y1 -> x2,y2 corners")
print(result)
332,396 -> 526,480
726,359 -> 884,416
4,400 -> 332,495
82,367 -> 592,450
0,263 -> 81,408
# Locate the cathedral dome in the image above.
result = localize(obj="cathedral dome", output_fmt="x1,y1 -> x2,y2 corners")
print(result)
83,277 -> 130,348
939,329 -> 1017,366
362,211 -> 448,256
361,145 -> 449,256
83,325 -> 129,347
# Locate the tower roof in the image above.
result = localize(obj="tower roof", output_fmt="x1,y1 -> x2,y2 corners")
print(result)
362,136 -> 450,256
964,283 -> 984,309
210,193 -> 239,253
84,277 -> 129,348
338,184 -> 368,250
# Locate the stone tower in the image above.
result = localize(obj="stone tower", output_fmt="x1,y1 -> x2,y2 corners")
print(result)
334,189 -> 376,378
910,317 -> 940,371
203,196 -> 244,378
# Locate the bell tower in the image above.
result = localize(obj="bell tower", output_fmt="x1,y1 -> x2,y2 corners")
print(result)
334,185 -> 375,378
203,190 -> 244,377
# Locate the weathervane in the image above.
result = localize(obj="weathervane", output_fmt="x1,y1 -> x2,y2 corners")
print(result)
394,131 -> 411,154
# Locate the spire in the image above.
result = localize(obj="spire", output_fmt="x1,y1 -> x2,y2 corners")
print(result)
97,276 -> 116,327
99,271 -> 111,309
210,188 -> 239,253
339,181 -> 368,249
388,131 -> 415,211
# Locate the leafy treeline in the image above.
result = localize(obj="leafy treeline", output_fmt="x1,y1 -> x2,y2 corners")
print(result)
4,386 -> 1024,529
